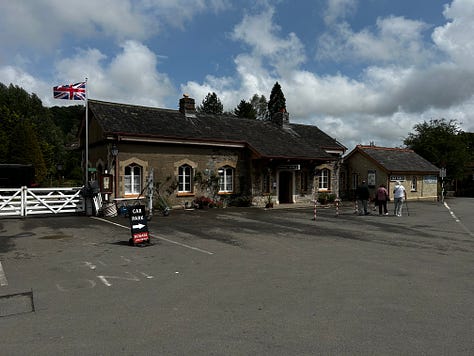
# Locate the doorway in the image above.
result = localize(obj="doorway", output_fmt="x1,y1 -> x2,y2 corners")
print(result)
279,171 -> 293,203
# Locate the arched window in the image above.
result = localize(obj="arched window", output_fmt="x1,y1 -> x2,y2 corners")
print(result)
178,164 -> 192,193
218,166 -> 234,193
318,168 -> 331,190
124,164 -> 142,195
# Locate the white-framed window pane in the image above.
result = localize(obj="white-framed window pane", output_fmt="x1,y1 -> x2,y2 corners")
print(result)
178,165 -> 192,192
319,169 -> 330,189
125,164 -> 142,194
218,166 -> 233,192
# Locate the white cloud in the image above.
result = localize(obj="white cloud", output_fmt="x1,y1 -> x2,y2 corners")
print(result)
432,0 -> 474,70
0,41 -> 175,107
0,1 -> 147,51
0,66 -> 51,104
317,16 -> 432,65
0,0 -> 230,51
323,0 -> 357,25
231,6 -> 306,75
55,41 -> 175,107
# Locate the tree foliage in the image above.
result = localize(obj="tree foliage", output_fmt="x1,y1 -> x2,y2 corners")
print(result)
234,99 -> 257,119
9,120 -> 48,182
0,82 -> 83,185
197,92 -> 224,115
404,118 -> 471,180
250,94 -> 269,120
268,82 -> 286,117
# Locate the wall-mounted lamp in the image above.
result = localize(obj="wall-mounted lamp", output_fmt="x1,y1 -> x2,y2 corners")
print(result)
111,144 -> 119,157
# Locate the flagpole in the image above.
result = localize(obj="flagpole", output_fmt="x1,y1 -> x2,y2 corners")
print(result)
85,77 -> 89,186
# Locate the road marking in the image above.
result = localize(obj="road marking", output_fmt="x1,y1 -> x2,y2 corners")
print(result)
97,272 -> 140,287
91,217 -> 214,255
0,261 -> 8,286
84,261 -> 96,270
97,276 -> 112,287
444,202 -> 474,237
139,271 -> 154,279
56,279 -> 96,292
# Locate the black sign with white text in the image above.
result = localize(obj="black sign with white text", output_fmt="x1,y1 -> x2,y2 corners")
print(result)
128,205 -> 149,244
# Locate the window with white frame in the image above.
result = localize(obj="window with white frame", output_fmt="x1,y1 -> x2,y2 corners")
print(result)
318,168 -> 330,190
218,166 -> 234,193
124,164 -> 142,195
178,164 -> 192,193
411,176 -> 417,191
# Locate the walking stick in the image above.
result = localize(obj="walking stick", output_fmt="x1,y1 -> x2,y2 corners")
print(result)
405,199 -> 410,216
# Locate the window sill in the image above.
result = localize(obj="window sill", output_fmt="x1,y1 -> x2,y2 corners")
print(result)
177,193 -> 195,197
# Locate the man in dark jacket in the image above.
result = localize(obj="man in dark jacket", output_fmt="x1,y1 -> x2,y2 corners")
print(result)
356,180 -> 370,215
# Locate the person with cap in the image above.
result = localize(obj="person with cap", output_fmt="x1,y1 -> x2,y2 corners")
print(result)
355,180 -> 370,215
393,181 -> 407,216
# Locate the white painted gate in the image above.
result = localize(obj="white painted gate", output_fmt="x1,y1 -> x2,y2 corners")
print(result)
0,186 -> 84,217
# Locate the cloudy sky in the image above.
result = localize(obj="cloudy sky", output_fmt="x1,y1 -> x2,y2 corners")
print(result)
1,0 -> 473,149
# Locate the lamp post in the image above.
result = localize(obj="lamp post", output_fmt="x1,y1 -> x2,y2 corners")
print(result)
111,144 -> 119,198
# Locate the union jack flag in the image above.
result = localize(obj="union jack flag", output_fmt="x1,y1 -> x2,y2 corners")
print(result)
53,82 -> 86,100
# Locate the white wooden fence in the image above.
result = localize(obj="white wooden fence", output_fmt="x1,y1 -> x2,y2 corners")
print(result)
0,186 -> 84,217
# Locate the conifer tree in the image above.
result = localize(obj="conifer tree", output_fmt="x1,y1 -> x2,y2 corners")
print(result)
197,92 -> 224,115
234,99 -> 257,119
268,82 -> 286,117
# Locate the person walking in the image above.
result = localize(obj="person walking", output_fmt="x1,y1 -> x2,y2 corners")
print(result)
393,181 -> 407,217
356,180 -> 370,215
376,183 -> 389,215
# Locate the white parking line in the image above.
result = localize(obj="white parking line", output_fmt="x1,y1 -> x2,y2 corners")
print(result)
444,202 -> 474,237
0,261 -> 8,286
91,217 -> 214,255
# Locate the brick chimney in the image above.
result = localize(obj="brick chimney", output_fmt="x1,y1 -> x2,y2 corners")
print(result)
271,108 -> 290,128
179,94 -> 196,117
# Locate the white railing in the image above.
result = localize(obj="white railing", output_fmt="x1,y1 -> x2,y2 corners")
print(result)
0,186 -> 84,217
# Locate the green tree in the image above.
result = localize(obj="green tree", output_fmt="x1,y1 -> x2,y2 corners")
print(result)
0,82 -> 82,184
9,120 -> 47,183
250,94 -> 269,121
404,118 -> 471,180
268,82 -> 286,117
234,99 -> 257,119
197,92 -> 224,115
0,105 -> 18,162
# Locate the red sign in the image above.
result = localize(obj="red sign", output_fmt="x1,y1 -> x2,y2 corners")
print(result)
132,231 -> 149,244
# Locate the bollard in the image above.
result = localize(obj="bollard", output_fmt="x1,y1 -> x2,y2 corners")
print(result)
335,198 -> 340,217
313,198 -> 317,220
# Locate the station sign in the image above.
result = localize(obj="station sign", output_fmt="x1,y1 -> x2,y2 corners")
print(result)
278,164 -> 300,170
128,205 -> 149,245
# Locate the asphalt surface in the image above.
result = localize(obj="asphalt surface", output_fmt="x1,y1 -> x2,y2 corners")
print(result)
1,198 -> 473,355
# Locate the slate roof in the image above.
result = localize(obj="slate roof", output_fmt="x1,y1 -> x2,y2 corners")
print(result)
291,123 -> 347,151
88,100 -> 344,161
347,145 -> 439,173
